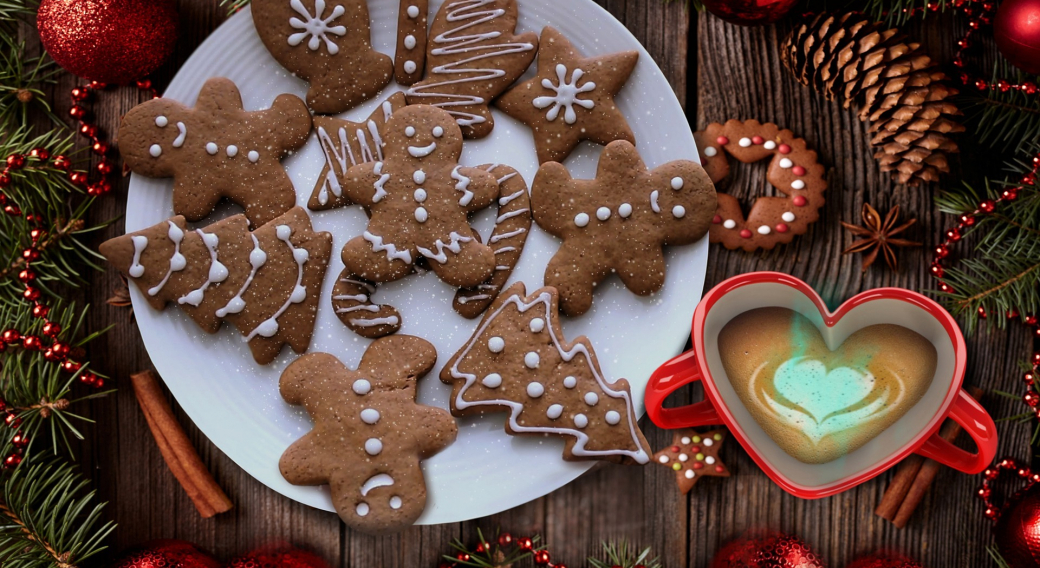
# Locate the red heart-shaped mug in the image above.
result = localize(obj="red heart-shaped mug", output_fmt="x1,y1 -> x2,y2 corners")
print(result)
645,272 -> 997,499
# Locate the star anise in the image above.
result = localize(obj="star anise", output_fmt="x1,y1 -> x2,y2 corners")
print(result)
841,203 -> 921,272
107,275 -> 135,321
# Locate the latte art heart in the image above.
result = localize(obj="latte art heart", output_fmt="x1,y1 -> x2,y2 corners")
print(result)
719,307 -> 937,464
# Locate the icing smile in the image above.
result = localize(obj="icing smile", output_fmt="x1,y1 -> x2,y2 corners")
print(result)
408,142 -> 438,158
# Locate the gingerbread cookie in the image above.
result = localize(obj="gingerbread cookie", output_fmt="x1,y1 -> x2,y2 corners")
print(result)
532,140 -> 716,317
252,0 -> 393,115
279,337 -> 457,534
100,207 -> 333,365
395,0 -> 428,85
406,0 -> 539,139
118,77 -> 311,227
442,283 -> 650,464
693,119 -> 828,252
309,92 -> 408,211
496,27 -> 638,164
654,429 -> 730,494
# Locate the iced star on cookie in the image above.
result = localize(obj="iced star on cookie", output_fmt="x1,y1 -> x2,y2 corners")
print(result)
654,429 -> 730,494
495,27 -> 639,164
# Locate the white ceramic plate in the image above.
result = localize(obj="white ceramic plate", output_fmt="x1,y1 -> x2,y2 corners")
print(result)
125,0 -> 705,524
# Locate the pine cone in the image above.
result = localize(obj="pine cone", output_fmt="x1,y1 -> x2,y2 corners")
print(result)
781,12 -> 964,186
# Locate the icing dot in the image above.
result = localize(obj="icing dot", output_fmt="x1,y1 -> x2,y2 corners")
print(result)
356,503 -> 370,516
353,380 -> 372,395
791,180 -> 806,190
433,126 -> 444,138
779,158 -> 793,168
413,170 -> 426,184
414,188 -> 427,202
792,165 -> 807,176
618,203 -> 633,218
365,438 -> 383,456
685,470 -> 695,479
706,456 -> 716,465
723,219 -> 736,229
574,414 -> 588,428
407,5 -> 420,17
226,145 -> 239,157
149,144 -> 162,157
574,213 -> 590,227
740,229 -> 753,239
671,177 -> 684,190
703,146 -> 717,157
738,137 -> 752,147
758,225 -> 771,235
248,150 -> 260,163
659,455 -> 669,464
206,142 -> 218,155
404,34 -> 417,49
524,352 -> 540,369
563,376 -> 577,389
527,382 -> 545,398
776,223 -> 789,233
793,195 -> 808,207
584,392 -> 599,406
488,337 -> 505,353
390,496 -> 403,509
778,143 -> 792,154
155,116 -> 168,127
672,462 -> 682,471
764,140 -> 777,150
529,318 -> 545,332
716,136 -> 729,145
596,207 -> 611,221
277,225 -> 292,239
404,61 -> 417,74
782,212 -> 796,222
415,207 -> 429,223
482,373 -> 502,388
405,126 -> 416,137
546,404 -> 564,420
704,438 -> 714,447
605,410 -> 621,425
679,453 -> 689,462
681,436 -> 691,444
360,409 -> 380,424
672,205 -> 686,219
752,136 -> 764,145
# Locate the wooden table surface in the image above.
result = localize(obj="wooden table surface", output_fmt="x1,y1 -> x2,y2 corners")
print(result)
63,1 -> 1032,566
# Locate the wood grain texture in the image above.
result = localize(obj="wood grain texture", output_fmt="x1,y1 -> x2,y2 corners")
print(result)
43,1 -> 1027,566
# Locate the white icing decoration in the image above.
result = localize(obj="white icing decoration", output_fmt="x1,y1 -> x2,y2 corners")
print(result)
672,205 -> 686,219
356,503 -> 370,516
488,336 -> 505,353
679,453 -> 688,462
496,209 -> 528,222
758,226 -> 771,235
406,0 -> 536,127
792,180 -> 806,190
316,115 -> 390,204
415,207 -> 429,223
584,392 -> 599,406
529,318 -> 545,332
408,141 -> 437,158
619,203 -> 633,218
404,34 -> 417,49
360,473 -> 393,496
390,496 -> 403,509
482,373 -> 502,388
574,213 -> 590,227
779,158 -> 793,168
706,456 -> 716,465
524,352 -> 540,369
404,61 -> 417,75
650,190 -> 660,213
532,64 -> 596,125
361,408 -> 381,424
499,189 -> 525,206
226,145 -> 238,157
372,162 -> 389,203
172,122 -> 187,148
149,144 -> 162,158
353,379 -> 372,394
764,140 -> 777,150
405,126 -> 416,137
414,188 -> 428,202
418,231 -> 472,264
350,316 -> 400,328
216,234 -> 266,318
433,126 -> 444,138
365,438 -> 383,456
681,436 -> 691,444
245,225 -> 309,340
738,137 -> 752,147
574,414 -> 588,428
605,410 -> 621,425
703,146 -> 717,157
722,220 -> 736,229
178,230 -> 228,307
451,166 -> 474,206
129,236 -> 148,278
671,177 -> 684,190
685,469 -> 695,479
155,116 -> 168,127
658,455 -> 669,464
547,404 -> 564,420
704,438 -> 714,446
782,212 -> 796,222
596,207 -> 610,221
413,169 -> 426,184
447,292 -> 650,463
287,0 -> 347,54
526,382 -> 544,398
248,150 -> 259,162
407,4 -> 420,18
148,221 -> 186,296
206,142 -> 218,155
364,231 -> 413,264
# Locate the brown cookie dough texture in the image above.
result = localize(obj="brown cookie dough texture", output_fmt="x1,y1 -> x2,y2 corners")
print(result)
441,282 -> 651,465
118,77 -> 311,228
406,0 -> 539,139
252,0 -> 393,114
279,337 -> 457,534
496,26 -> 638,164
532,140 -> 717,317
99,207 -> 333,365
693,119 -> 827,252
395,0 -> 428,85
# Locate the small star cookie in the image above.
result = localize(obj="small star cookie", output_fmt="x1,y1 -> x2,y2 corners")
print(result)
654,429 -> 730,494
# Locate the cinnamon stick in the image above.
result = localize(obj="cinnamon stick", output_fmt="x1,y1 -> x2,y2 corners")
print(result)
131,370 -> 233,518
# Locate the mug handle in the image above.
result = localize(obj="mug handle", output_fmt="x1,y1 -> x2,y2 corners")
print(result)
913,389 -> 998,474
645,349 -> 723,429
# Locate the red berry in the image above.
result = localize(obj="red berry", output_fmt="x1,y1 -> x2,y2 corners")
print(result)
79,123 -> 98,139
88,179 -> 112,196
6,154 -> 26,169
42,322 -> 61,338
68,171 -> 89,187
1024,372 -> 1035,386
11,432 -> 27,448
2,329 -> 21,344
498,533 -> 513,546
53,155 -> 72,171
92,141 -> 109,156
22,287 -> 40,302
70,87 -> 90,101
69,105 -> 88,120
31,304 -> 48,319
3,453 -> 22,468
28,148 -> 49,160
517,537 -> 533,551
21,335 -> 42,351
62,360 -> 81,373
50,341 -> 69,357
96,160 -> 114,175
534,550 -> 551,565
17,269 -> 35,283
5,413 -> 21,428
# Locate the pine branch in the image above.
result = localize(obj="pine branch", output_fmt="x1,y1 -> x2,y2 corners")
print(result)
0,34 -> 61,130
960,61 -> 1040,156
0,0 -> 37,22
988,545 -> 1012,568
588,541 -> 661,568
861,0 -> 951,25
220,0 -> 251,15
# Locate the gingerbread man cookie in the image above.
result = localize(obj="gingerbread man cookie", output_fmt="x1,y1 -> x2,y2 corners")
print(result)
279,336 -> 457,534
496,26 -> 638,164
252,0 -> 393,115
118,77 -> 311,227
693,119 -> 827,252
532,140 -> 717,317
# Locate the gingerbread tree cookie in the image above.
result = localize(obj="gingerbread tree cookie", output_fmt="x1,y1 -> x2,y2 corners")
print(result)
496,27 -> 638,164
441,283 -> 651,465
406,0 -> 539,139
118,77 -> 311,227
309,92 -> 408,211
99,207 -> 332,365
532,140 -> 717,317
252,0 -> 393,115
279,337 -> 457,535
653,429 -> 730,494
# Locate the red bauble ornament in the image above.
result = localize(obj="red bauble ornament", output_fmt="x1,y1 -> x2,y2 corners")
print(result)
226,546 -> 330,568
110,540 -> 220,568
993,0 -> 1040,74
701,0 -> 800,26
710,531 -> 826,568
36,0 -> 178,84
994,483 -> 1040,567
846,552 -> 923,568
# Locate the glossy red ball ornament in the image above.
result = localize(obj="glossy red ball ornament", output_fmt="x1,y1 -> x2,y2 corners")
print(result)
36,0 -> 179,85
226,545 -> 329,568
701,0 -> 800,26
111,540 -> 221,568
993,0 -> 1040,74
710,531 -> 825,568
846,552 -> 922,568
993,483 -> 1040,567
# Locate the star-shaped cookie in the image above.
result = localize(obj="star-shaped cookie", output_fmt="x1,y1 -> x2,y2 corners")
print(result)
653,429 -> 730,494
495,26 -> 639,164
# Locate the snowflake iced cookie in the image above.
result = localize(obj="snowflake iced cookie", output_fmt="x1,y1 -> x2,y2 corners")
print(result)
496,26 -> 638,164
693,119 -> 828,252
532,140 -> 717,317
252,0 -> 393,114
406,0 -> 539,139
395,0 -> 429,85
441,283 -> 651,465
118,77 -> 311,228
309,92 -> 408,211
279,337 -> 457,534
99,207 -> 333,365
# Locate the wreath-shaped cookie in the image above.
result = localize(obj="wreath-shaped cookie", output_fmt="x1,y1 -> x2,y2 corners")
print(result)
693,119 -> 827,251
